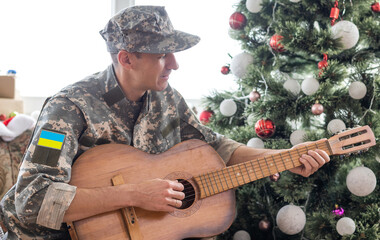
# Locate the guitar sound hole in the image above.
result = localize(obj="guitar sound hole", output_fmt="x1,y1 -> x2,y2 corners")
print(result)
177,179 -> 195,209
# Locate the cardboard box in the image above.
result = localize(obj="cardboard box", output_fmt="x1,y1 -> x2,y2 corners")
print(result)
0,98 -> 24,114
0,75 -> 15,98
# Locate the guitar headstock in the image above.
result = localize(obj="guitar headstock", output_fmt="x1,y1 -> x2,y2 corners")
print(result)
328,125 -> 376,155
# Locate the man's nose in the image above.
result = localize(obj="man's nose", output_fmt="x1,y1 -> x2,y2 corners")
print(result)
165,53 -> 179,70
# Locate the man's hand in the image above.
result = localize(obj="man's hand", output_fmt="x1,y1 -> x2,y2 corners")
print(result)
132,179 -> 185,212
289,148 -> 330,177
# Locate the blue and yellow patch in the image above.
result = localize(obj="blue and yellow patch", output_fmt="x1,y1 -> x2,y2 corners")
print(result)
37,130 -> 66,150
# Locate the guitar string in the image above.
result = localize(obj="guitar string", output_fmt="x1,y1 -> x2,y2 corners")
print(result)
177,142 -> 330,203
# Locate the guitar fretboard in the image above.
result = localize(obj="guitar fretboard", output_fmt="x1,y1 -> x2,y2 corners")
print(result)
194,141 -> 332,199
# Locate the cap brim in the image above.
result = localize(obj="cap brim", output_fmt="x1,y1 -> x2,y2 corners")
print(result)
138,30 -> 200,54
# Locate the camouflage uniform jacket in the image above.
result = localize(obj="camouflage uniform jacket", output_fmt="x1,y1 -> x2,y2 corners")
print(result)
0,65 -> 243,239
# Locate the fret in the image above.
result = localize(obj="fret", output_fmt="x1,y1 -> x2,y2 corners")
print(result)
257,159 -> 265,178
249,161 -> 259,180
233,165 -> 240,185
211,172 -> 220,193
221,169 -> 230,189
216,170 -> 225,191
263,156 -> 271,175
243,162 -> 252,182
237,164 -> 247,184
227,167 -> 235,188
272,155 -> 281,172
206,173 -> 216,195
200,174 -> 211,197
288,150 -> 296,168
278,152 -> 288,170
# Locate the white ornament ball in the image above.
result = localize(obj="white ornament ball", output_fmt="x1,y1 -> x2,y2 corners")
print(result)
247,114 -> 256,126
276,205 -> 306,235
289,0 -> 302,2
349,81 -> 367,100
246,0 -> 263,13
327,119 -> 346,134
230,52 -> 254,79
290,130 -> 307,146
331,20 -> 360,50
247,137 -> 265,149
336,217 -> 356,236
220,99 -> 237,117
233,230 -> 251,240
301,77 -> 319,95
284,79 -> 301,95
346,166 -> 377,197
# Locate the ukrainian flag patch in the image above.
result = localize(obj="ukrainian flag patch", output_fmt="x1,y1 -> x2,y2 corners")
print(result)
37,129 -> 66,150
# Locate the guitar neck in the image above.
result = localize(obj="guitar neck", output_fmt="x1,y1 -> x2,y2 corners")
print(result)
194,140 -> 332,199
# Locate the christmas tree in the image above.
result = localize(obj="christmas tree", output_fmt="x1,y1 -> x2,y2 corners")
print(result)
200,0 -> 380,239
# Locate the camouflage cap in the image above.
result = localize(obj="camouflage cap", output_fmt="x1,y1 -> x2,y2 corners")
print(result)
100,5 -> 200,54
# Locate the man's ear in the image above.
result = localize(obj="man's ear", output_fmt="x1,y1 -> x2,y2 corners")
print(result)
117,50 -> 132,69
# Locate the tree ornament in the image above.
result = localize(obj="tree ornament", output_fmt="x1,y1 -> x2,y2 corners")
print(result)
330,0 -> 340,26
311,102 -> 324,115
346,166 -> 377,197
290,130 -> 306,146
247,137 -> 265,149
199,110 -> 213,124
259,219 -> 271,231
233,230 -> 251,240
318,53 -> 328,76
230,52 -> 254,79
270,34 -> 285,52
332,204 -> 345,217
371,2 -> 380,12
349,81 -> 367,99
221,65 -> 230,75
331,20 -> 360,50
220,99 -> 237,117
0,114 -> 6,121
249,90 -> 261,102
276,205 -> 306,235
247,114 -> 256,126
255,119 -> 276,139
301,77 -> 319,95
229,12 -> 247,30
283,79 -> 301,96
289,0 -> 301,2
269,172 -> 281,182
327,119 -> 346,134
336,217 -> 356,236
246,0 -> 263,13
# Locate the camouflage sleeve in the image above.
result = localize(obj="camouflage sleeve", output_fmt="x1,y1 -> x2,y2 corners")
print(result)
14,97 -> 85,230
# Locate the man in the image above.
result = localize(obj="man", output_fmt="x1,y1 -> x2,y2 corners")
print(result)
0,5 -> 330,239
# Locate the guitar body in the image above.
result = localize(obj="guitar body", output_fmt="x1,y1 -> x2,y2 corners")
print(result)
69,139 -> 236,240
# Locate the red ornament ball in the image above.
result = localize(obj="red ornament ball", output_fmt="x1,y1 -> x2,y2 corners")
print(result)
0,114 -> 6,121
255,119 -> 276,139
259,219 -> 271,231
269,172 -> 281,182
312,103 -> 324,115
270,34 -> 285,52
199,110 -> 213,124
229,12 -> 247,30
221,66 -> 230,75
249,91 -> 261,102
371,2 -> 380,12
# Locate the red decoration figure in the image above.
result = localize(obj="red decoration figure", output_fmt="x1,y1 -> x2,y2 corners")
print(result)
199,110 -> 213,125
372,2 -> 380,12
332,204 -> 345,216
330,0 -> 340,26
221,66 -> 230,75
270,34 -> 285,52
255,118 -> 276,138
318,53 -> 328,77
229,12 -> 247,30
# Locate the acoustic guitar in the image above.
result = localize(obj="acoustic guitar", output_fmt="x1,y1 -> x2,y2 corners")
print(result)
68,126 -> 376,240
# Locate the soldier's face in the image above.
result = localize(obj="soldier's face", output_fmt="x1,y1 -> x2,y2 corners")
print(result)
133,52 -> 179,92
